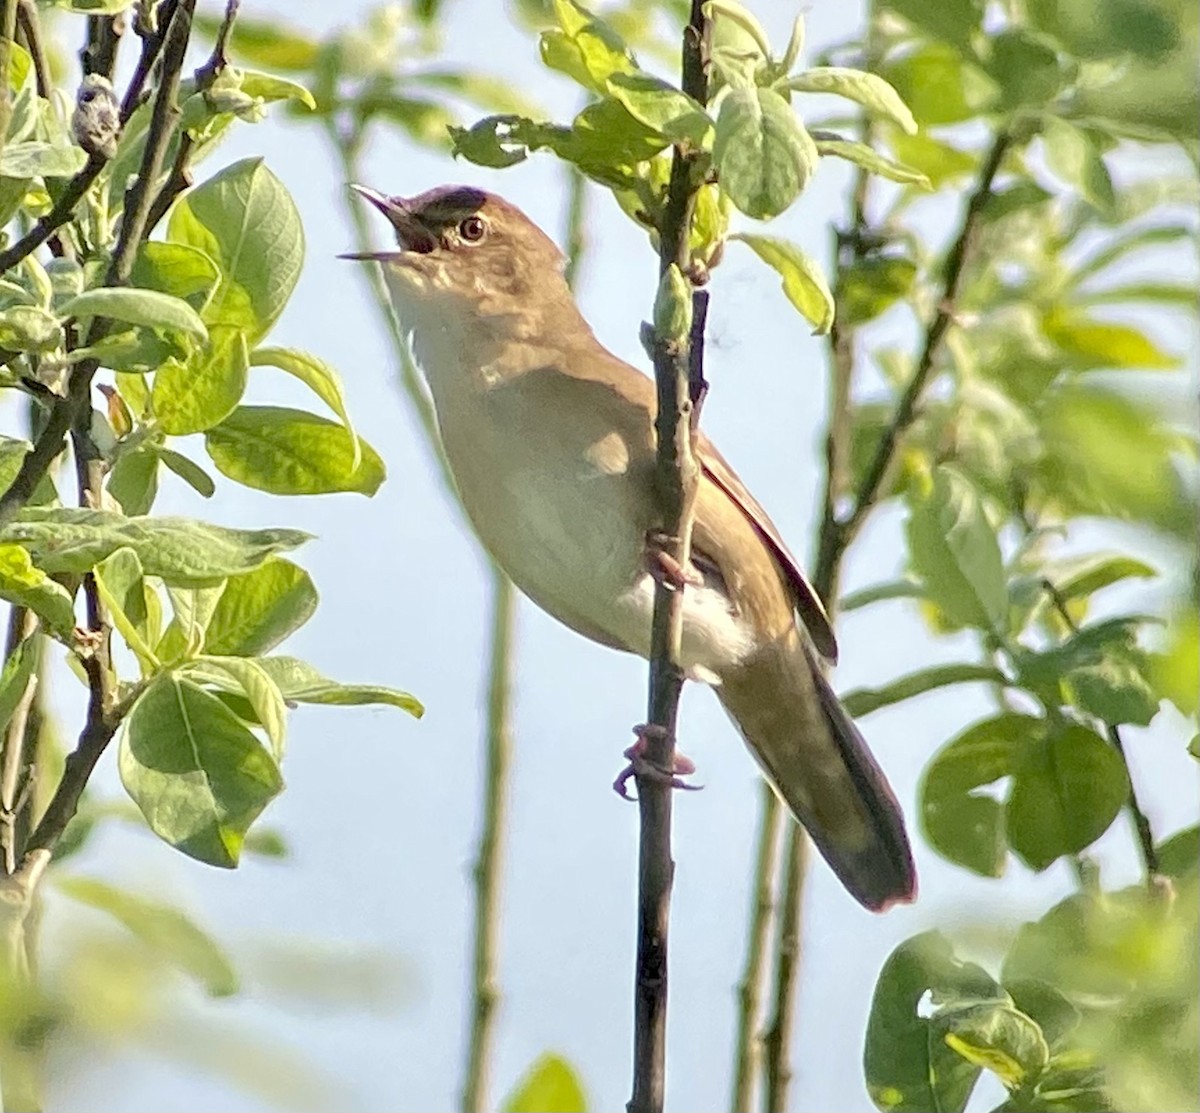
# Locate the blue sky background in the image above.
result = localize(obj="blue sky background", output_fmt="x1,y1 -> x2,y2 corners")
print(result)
30,2 -> 1197,1110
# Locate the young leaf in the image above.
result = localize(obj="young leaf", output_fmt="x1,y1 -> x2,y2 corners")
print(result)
1039,117 -> 1115,213
1006,722 -> 1128,871
714,86 -> 817,219
0,305 -> 64,352
94,547 -> 159,670
882,44 -> 995,127
937,999 -> 1050,1092
160,582 -> 228,660
119,675 -> 284,868
153,326 -> 251,435
605,73 -> 712,146
167,158 -> 304,343
186,655 -> 288,758
842,663 -> 1007,719
58,288 -> 208,341
501,1053 -> 588,1113
155,447 -> 217,498
203,557 -> 318,657
0,508 -> 310,582
258,656 -> 423,717
56,876 -> 238,996
921,713 -> 1034,878
0,141 -> 88,179
205,406 -> 385,497
782,68 -> 917,134
838,256 -> 918,326
906,466 -> 1008,634
0,542 -> 76,636
882,0 -> 980,50
107,445 -> 160,516
1042,308 -> 1179,370
0,638 -> 38,734
865,931 -> 1000,1113
813,137 -> 930,188
130,241 -> 221,303
730,233 -> 834,332
249,347 -> 359,466
239,71 -> 317,111
886,131 -> 977,187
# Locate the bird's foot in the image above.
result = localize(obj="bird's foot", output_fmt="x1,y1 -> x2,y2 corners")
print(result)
643,529 -> 701,592
612,723 -> 702,800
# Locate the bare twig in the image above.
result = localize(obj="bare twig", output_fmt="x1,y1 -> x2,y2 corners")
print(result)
80,12 -> 121,80
15,0 -> 50,99
628,6 -> 709,1113
730,780 -> 783,1113
460,568 -> 516,1113
0,610 -> 38,876
1041,579 -> 1160,880
763,830 -> 809,1113
0,0 -> 19,172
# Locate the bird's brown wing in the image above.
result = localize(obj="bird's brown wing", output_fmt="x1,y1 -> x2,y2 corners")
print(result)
698,436 -> 839,663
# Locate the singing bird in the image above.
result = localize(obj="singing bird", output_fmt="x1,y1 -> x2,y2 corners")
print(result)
346,184 -> 916,911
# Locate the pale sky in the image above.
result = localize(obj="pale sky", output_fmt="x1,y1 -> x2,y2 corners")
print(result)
36,2 -> 1198,1111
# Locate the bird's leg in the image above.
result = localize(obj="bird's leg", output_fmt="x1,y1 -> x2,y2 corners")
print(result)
643,528 -> 702,591
613,723 -> 702,800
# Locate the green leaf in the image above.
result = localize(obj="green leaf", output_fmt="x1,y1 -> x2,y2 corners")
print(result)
886,131 -> 976,187
605,73 -> 712,146
94,547 -> 158,670
906,466 -> 1007,634
258,656 -> 423,717
1006,721 -> 1128,871
0,542 -> 76,635
0,638 -> 38,734
714,86 -> 817,220
0,141 -> 88,179
159,582 -> 226,660
107,445 -> 159,516
881,0 -> 980,49
539,5 -> 636,93
731,233 -> 833,333
195,13 -> 319,73
407,69 -> 541,117
1151,608 -> 1198,716
239,70 -> 316,111
119,675 -> 283,868
921,713 -> 1034,877
204,557 -> 317,657
205,406 -> 385,497
1156,825 -> 1199,879
0,508 -> 310,582
986,28 -> 1066,109
249,347 -> 359,466
1049,554 -> 1157,604
186,655 -> 288,758
1075,281 -> 1200,307
1039,117 -> 1115,213
167,158 -> 303,343
501,1052 -> 588,1113
881,44 -> 996,127
58,288 -> 208,341
938,999 -> 1049,1091
865,931 -> 1000,1113
0,305 -> 63,352
130,241 -> 221,303
1042,309 -> 1179,370
154,447 -> 217,498
56,876 -> 237,996
843,663 -> 1007,718
782,68 -> 917,134
153,326 -> 251,435
1063,655 -> 1159,726
813,137 -> 930,188
838,256 -> 918,326
840,578 -> 926,613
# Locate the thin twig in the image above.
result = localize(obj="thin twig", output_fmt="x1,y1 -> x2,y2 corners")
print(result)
460,568 -> 516,1113
0,610 -> 38,876
762,829 -> 809,1113
80,12 -> 121,80
1041,579 -> 1160,879
0,0 -> 19,174
729,780 -> 783,1113
628,6 -> 709,1113
15,0 -> 50,99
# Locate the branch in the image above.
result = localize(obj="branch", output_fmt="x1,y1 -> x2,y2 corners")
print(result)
729,780 -> 783,1113
80,12 -> 121,80
0,0 -> 19,173
460,568 -> 516,1113
1041,579 -> 1160,880
0,609 -> 38,876
628,7 -> 709,1113
0,0 -> 194,530
15,0 -> 50,99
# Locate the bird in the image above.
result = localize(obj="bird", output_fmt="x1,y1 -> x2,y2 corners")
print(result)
344,183 -> 916,912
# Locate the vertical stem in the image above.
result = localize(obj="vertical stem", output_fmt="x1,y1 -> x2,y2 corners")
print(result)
0,0 -> 19,172
460,568 -> 516,1113
729,781 -> 782,1113
629,8 -> 709,1113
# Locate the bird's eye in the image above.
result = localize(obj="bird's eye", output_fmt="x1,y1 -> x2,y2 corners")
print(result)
458,215 -> 487,243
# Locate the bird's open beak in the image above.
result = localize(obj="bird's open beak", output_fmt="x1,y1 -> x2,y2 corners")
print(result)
339,184 -> 438,260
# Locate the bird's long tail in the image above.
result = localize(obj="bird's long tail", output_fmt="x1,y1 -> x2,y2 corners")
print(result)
716,629 -> 916,911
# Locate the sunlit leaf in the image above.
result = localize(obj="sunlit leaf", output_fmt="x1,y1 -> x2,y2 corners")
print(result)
813,137 -> 930,188
153,326 -> 251,435
257,656 -> 423,717
0,542 -> 76,635
186,655 -> 288,758
59,288 -> 208,342
501,1052 -> 588,1113
843,663 -> 1006,719
203,558 -> 318,657
731,233 -> 833,333
938,999 -> 1049,1091
782,68 -> 917,134
1040,117 -> 1115,213
250,347 -> 359,466
94,547 -> 158,670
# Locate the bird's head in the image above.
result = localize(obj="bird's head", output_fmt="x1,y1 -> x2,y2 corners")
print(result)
343,184 -> 571,334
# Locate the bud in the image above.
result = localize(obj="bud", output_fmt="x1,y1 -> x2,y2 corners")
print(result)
653,264 -> 693,346
72,75 -> 121,159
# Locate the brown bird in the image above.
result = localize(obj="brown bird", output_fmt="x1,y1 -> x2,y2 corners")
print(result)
346,184 -> 916,911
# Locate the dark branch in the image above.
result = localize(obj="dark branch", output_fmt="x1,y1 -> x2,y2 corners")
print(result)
80,12 -> 121,80
628,5 -> 709,1113
15,0 -> 50,98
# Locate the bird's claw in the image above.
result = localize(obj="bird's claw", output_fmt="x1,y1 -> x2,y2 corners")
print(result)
612,723 -> 702,800
643,530 -> 702,592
